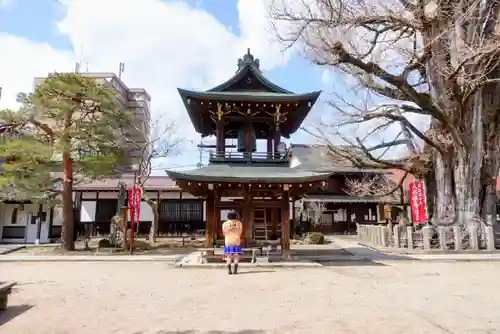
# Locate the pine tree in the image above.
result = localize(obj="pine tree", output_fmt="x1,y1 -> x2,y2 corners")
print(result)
0,73 -> 131,250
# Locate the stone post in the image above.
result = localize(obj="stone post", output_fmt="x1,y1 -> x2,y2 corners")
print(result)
393,226 -> 400,248
357,224 -> 361,241
485,226 -> 495,251
376,225 -> 383,246
380,226 -> 388,247
422,225 -> 432,250
406,226 -> 413,250
438,227 -> 447,251
469,226 -> 479,250
453,226 -> 461,251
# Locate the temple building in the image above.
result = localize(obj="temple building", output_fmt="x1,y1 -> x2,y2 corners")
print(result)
290,144 -> 406,234
166,49 -> 331,256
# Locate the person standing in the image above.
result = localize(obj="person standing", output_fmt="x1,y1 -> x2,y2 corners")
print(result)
222,211 -> 243,275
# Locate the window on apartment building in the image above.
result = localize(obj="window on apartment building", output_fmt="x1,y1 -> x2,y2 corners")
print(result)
11,208 -> 18,224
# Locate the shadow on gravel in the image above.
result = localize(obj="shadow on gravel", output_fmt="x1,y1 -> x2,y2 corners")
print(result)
236,270 -> 276,275
0,304 -> 34,327
147,330 -> 266,334
316,260 -> 386,267
343,247 -> 419,261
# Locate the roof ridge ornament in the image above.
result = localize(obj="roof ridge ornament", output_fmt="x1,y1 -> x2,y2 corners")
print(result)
237,48 -> 260,72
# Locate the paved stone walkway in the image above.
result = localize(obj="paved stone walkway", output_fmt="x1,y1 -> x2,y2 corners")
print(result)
1,260 -> 500,333
0,245 -> 24,255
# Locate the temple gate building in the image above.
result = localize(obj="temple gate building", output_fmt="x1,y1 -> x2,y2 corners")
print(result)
166,50 -> 331,256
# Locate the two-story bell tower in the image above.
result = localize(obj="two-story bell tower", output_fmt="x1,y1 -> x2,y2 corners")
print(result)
167,50 -> 331,257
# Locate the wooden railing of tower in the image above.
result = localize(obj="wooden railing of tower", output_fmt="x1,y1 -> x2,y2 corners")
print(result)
209,151 -> 290,163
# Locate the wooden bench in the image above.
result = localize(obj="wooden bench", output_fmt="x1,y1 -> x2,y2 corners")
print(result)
199,248 -> 258,264
0,282 -> 16,312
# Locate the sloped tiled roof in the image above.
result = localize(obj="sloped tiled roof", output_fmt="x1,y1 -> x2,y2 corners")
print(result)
290,144 -> 387,173
166,163 -> 331,183
74,174 -> 178,191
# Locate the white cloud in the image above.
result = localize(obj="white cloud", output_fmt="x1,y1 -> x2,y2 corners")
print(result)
0,0 -> 14,8
0,0 -> 288,167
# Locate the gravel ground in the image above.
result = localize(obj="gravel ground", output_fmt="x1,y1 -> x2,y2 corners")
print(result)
1,260 -> 500,334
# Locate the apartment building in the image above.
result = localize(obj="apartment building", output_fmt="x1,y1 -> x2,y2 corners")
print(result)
32,72 -> 151,169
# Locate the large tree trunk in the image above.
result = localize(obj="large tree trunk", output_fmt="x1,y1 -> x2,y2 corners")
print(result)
61,151 -> 74,251
433,150 -> 455,225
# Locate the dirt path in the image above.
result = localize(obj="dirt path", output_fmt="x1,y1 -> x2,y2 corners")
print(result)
1,261 -> 499,333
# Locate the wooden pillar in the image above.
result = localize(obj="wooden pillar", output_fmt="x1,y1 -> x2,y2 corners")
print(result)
281,190 -> 290,258
291,198 -> 296,236
216,123 -> 225,156
243,188 -> 253,246
214,190 -> 221,239
270,207 -> 277,236
267,133 -> 273,156
205,191 -> 215,248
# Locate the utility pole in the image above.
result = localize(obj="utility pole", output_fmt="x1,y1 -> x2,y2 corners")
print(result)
119,62 -> 125,79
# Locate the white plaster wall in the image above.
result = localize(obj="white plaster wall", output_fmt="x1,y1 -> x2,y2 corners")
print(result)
2,204 -> 28,226
181,192 -> 197,199
80,201 -> 97,222
160,191 -> 182,199
52,207 -> 63,226
81,192 -> 97,199
128,201 -> 154,222
203,201 -> 206,221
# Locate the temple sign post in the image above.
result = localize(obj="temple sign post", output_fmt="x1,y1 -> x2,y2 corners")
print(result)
216,103 -> 225,157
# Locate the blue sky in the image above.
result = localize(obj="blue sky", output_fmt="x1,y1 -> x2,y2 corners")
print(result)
0,0 -> 335,172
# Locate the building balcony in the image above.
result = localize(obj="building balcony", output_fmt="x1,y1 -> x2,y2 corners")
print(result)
209,151 -> 290,164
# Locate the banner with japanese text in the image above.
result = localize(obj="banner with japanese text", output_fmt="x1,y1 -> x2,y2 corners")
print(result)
409,181 -> 427,223
128,187 -> 142,224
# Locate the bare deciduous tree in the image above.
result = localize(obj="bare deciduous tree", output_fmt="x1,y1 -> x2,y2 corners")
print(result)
123,118 -> 181,244
268,0 -> 500,229
296,199 -> 327,226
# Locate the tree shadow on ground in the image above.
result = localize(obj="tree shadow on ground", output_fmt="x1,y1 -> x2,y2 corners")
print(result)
153,331 -> 266,334
0,304 -> 34,327
343,246 -> 419,261
316,260 -> 387,267
134,330 -> 265,334
235,270 -> 275,275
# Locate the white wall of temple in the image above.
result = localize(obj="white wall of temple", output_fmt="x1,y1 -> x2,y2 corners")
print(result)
77,190 -> 203,222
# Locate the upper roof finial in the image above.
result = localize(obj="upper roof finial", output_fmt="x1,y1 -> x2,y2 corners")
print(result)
237,48 -> 260,72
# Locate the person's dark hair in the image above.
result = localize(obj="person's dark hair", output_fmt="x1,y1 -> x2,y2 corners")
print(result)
227,211 -> 239,220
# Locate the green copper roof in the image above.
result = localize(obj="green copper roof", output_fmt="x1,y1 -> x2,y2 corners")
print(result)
166,164 -> 331,183
208,49 -> 292,94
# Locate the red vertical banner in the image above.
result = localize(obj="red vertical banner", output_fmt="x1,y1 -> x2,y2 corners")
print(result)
409,181 -> 427,223
128,188 -> 142,224
128,189 -> 135,224
134,187 -> 141,224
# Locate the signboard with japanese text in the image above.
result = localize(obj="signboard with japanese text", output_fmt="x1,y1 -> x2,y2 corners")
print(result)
128,187 -> 142,224
409,181 -> 427,223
